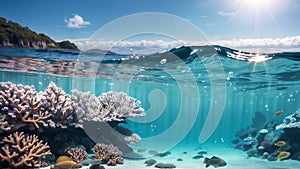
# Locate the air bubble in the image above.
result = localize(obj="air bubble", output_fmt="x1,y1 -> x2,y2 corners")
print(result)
160,59 -> 166,64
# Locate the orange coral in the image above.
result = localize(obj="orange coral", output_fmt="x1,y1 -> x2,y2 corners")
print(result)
0,132 -> 52,168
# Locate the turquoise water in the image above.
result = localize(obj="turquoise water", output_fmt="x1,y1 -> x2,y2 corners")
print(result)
0,46 -> 300,168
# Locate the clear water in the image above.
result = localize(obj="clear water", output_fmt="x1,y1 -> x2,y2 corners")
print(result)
0,46 -> 299,168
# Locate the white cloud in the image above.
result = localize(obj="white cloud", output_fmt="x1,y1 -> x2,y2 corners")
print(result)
65,14 -> 90,28
217,11 -> 235,16
214,35 -> 300,52
70,35 -> 300,53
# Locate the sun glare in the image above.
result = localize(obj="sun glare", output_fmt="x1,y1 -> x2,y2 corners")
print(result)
244,0 -> 267,9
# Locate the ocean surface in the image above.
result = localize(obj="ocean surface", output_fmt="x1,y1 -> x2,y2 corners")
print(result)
0,46 -> 300,168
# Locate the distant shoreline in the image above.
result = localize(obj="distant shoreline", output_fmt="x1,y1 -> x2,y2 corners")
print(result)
0,17 -> 79,50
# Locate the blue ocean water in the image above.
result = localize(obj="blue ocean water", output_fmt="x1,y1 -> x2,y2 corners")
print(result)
0,46 -> 300,168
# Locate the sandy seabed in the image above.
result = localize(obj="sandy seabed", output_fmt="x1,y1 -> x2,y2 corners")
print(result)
42,146 -> 299,169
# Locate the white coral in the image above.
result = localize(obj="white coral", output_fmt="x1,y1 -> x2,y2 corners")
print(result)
72,91 -> 145,122
276,109 -> 300,130
98,91 -> 145,120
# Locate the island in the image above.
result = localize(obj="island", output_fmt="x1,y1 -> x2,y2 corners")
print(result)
0,17 -> 78,50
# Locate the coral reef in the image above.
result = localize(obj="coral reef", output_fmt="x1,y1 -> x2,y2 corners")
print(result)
39,82 -> 78,128
72,90 -> 145,122
72,90 -> 101,123
14,97 -> 51,129
276,109 -> 300,130
0,82 -> 43,132
232,109 -> 300,161
98,91 -> 145,120
66,147 -> 88,163
0,132 -> 51,168
0,81 -> 147,167
92,143 -> 124,166
0,81 -> 79,132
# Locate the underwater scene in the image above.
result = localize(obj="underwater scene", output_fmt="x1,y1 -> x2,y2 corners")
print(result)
0,45 -> 299,169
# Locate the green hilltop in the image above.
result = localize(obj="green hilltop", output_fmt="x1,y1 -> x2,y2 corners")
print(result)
0,17 -> 78,50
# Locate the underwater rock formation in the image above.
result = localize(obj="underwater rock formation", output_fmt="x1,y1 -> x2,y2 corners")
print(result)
154,162 -> 176,168
252,111 -> 266,129
0,131 -> 52,168
92,143 -> 124,166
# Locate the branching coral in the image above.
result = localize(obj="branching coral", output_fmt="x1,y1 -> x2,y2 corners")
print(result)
72,90 -> 145,122
14,97 -> 51,129
72,90 -> 101,123
39,82 -> 78,128
0,81 -> 52,131
98,91 -> 145,121
66,147 -> 88,163
92,143 -> 124,166
0,132 -> 52,168
0,82 -> 36,115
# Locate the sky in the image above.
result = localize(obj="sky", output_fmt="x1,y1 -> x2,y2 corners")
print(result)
1,0 -> 300,53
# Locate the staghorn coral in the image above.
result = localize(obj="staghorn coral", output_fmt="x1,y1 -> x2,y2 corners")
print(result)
92,143 -> 124,166
0,131 -> 52,168
66,147 -> 88,163
276,109 -> 300,130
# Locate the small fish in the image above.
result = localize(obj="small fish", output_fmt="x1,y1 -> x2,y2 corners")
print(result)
204,156 -> 227,168
275,141 -> 286,147
277,151 -> 291,160
275,110 -> 284,116
50,161 -> 81,169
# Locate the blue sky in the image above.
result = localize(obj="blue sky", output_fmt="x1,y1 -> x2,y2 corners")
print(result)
1,0 -> 300,52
